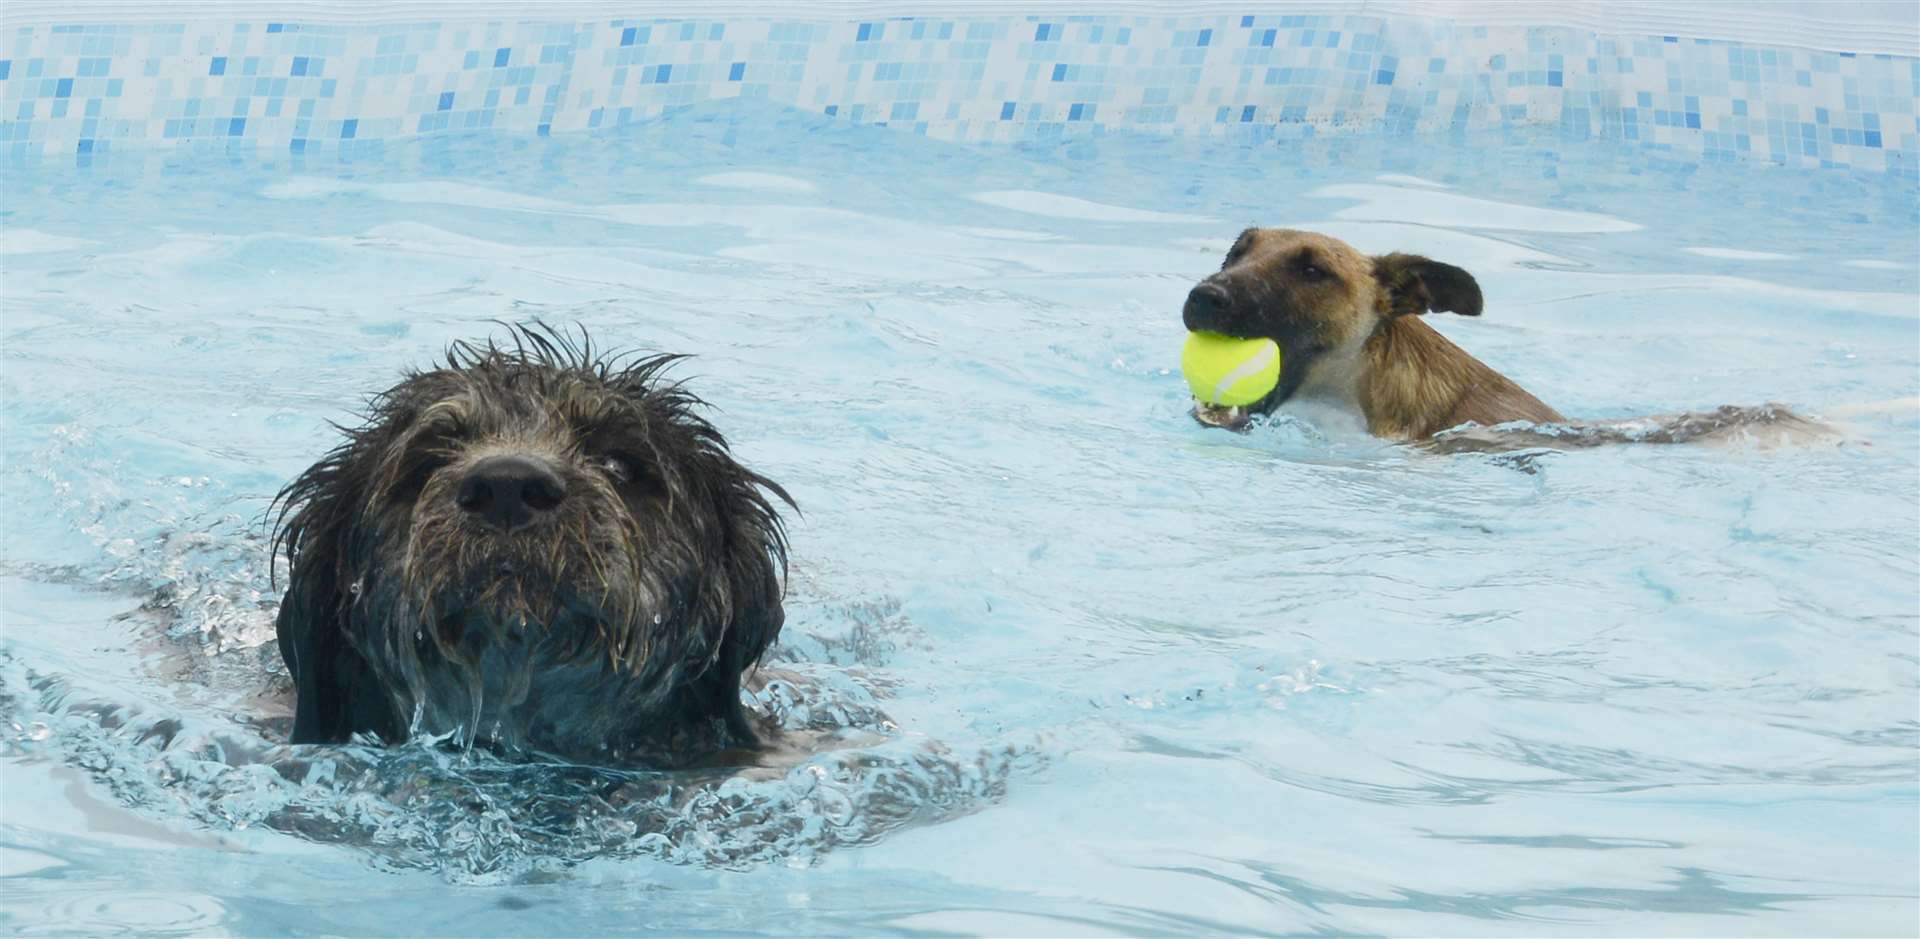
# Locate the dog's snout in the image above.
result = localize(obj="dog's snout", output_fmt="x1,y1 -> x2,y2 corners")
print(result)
1183,281 -> 1230,332
455,455 -> 567,531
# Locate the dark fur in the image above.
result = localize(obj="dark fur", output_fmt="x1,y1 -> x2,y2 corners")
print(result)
272,326 -> 793,767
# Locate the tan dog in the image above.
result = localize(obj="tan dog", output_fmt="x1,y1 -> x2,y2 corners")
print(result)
1181,227 -> 1828,448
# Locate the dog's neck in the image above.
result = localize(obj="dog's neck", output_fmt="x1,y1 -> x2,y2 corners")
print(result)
1287,338 -> 1368,407
1350,315 -> 1564,440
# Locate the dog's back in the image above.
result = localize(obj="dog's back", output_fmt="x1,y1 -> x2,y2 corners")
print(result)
1426,403 -> 1838,454
1360,315 -> 1564,440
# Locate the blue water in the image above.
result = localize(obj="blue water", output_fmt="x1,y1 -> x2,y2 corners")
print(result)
3,104 -> 1917,935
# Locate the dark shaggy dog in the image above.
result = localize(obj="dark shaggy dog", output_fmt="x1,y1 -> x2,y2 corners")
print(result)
272,327 -> 792,767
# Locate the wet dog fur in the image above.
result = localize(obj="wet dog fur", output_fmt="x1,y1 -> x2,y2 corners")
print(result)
1181,227 -> 1830,448
272,326 -> 793,767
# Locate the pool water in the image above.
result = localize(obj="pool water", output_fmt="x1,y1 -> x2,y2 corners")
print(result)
3,102 -> 1917,935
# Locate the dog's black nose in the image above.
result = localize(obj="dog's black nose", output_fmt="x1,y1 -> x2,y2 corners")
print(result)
455,455 -> 567,531
1183,282 -> 1230,331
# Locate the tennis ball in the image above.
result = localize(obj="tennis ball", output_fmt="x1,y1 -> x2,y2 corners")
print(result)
1182,331 -> 1282,407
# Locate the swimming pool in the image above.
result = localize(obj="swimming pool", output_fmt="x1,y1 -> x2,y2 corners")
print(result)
4,7 -> 1919,938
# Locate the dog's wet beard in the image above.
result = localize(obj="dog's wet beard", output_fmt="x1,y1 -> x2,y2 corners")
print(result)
273,327 -> 790,766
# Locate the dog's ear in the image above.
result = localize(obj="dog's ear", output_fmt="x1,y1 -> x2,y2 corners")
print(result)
276,546 -> 391,744
1373,253 -> 1483,318
272,451 -> 401,745
714,468 -> 792,672
1220,228 -> 1259,270
679,461 -> 793,746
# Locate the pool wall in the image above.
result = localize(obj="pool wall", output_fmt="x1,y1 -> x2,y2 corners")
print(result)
2,2 -> 1915,173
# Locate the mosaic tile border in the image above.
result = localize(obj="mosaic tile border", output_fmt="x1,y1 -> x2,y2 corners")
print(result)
2,10 -> 1914,174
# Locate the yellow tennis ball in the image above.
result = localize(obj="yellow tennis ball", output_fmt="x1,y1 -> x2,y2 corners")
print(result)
1182,331 -> 1282,407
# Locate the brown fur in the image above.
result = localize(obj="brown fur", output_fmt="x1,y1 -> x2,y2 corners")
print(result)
1360,316 -> 1563,439
1183,228 -> 1828,448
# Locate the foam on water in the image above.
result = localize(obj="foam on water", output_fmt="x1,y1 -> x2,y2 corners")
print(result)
2,103 -> 1917,934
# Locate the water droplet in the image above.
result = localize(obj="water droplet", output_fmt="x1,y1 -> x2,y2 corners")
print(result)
26,722 -> 52,741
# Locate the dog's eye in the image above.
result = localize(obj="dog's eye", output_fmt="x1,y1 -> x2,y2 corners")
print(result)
594,453 -> 632,484
398,454 -> 451,498
594,450 -> 667,498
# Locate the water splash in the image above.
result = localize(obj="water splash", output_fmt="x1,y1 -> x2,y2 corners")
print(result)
0,442 -> 1040,883
0,642 -> 1039,884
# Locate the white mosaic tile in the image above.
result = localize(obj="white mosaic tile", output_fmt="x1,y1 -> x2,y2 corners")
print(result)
1,11 -> 1913,174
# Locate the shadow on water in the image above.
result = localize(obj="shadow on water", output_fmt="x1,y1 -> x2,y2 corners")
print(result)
1152,857 -> 1829,924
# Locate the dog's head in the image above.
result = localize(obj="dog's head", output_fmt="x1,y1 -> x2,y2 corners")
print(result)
272,326 -> 791,764
1182,228 -> 1483,426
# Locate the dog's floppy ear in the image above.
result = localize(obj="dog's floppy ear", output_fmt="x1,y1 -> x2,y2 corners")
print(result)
679,458 -> 794,747
272,449 -> 402,745
1373,253 -> 1483,318
711,465 -> 793,675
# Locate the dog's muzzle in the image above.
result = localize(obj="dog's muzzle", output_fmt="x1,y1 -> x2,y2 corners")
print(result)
1182,281 -> 1233,334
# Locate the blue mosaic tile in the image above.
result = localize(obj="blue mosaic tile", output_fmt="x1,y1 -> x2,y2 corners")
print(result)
0,12 -> 1910,173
